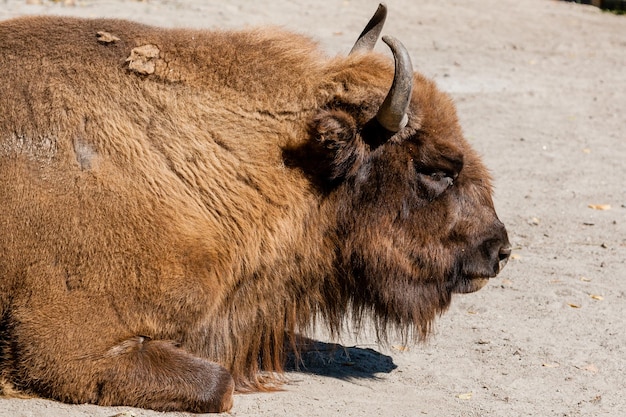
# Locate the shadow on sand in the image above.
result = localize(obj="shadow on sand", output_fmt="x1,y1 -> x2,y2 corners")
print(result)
285,337 -> 397,380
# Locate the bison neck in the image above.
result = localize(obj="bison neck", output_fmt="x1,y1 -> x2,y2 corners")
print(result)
171,194 -> 346,390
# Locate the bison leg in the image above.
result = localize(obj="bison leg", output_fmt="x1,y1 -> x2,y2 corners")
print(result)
95,336 -> 235,413
7,297 -> 234,413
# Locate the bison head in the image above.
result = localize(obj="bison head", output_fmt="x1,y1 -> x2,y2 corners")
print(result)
297,4 -> 510,338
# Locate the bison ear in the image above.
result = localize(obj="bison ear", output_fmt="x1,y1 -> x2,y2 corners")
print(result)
310,109 -> 368,182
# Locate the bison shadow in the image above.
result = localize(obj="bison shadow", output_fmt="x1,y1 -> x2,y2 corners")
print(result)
285,337 -> 397,380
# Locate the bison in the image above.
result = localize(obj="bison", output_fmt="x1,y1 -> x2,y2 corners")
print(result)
0,4 -> 510,413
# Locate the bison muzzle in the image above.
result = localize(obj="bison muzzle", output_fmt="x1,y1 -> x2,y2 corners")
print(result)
0,4 -> 510,413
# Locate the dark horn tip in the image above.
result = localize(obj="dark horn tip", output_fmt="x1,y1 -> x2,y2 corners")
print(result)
380,35 -> 401,52
349,3 -> 388,55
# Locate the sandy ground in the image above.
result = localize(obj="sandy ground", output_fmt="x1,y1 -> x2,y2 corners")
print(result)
0,0 -> 625,416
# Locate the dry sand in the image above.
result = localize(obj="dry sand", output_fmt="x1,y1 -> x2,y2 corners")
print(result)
0,0 -> 625,416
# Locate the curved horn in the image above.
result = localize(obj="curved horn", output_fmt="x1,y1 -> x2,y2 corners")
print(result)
349,3 -> 387,54
376,35 -> 414,132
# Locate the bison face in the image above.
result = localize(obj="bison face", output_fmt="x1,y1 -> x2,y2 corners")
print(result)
315,99 -> 510,335
304,40 -> 510,336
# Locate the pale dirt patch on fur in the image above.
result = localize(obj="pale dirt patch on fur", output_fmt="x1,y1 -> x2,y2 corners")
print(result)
126,44 -> 160,75
1,1 -> 625,416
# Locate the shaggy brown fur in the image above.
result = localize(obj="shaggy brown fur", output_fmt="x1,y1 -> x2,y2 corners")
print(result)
0,12 -> 509,413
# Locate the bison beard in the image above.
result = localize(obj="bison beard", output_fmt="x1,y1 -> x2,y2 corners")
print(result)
0,4 -> 510,413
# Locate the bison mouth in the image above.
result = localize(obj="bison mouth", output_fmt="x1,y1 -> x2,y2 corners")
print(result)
451,245 -> 511,294
452,277 -> 490,294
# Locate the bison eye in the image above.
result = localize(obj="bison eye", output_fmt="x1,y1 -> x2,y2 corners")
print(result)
416,170 -> 456,200
428,171 -> 454,186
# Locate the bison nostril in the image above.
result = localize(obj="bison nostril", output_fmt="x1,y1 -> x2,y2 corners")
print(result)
497,246 -> 511,272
